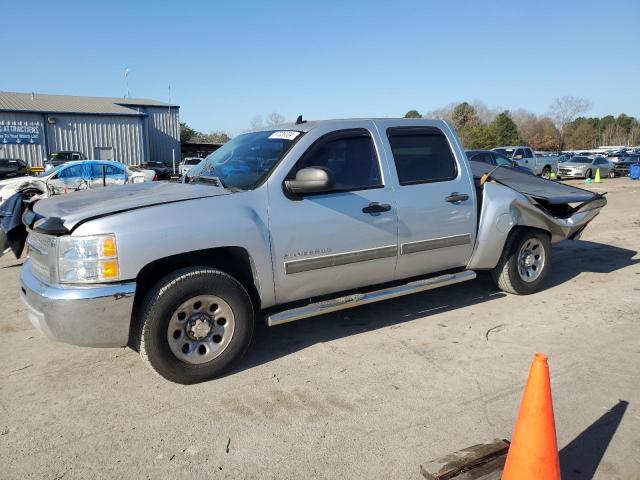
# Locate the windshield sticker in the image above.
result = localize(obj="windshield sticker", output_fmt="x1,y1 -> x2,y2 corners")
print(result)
269,131 -> 301,140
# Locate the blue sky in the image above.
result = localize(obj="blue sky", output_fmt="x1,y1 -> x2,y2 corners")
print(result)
2,0 -> 639,135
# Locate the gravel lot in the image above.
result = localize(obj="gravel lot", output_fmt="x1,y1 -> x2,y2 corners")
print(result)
1,178 -> 639,480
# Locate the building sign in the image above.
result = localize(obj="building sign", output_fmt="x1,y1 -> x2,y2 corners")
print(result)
0,123 -> 41,144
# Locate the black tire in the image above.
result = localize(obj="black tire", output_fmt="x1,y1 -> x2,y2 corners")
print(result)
21,188 -> 44,199
491,228 -> 551,295
133,267 -> 254,384
585,169 -> 592,179
541,166 -> 551,179
608,169 -> 615,178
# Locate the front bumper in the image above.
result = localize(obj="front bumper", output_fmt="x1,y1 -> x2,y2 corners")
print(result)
20,260 -> 136,347
558,169 -> 587,178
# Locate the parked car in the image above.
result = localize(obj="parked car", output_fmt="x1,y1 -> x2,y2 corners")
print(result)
607,151 -> 635,163
557,156 -> 614,179
18,118 -> 606,384
492,146 -> 559,178
127,165 -> 158,182
613,154 -> 640,177
179,157 -> 202,177
139,161 -> 172,180
44,151 -> 86,171
0,160 -> 152,204
0,158 -> 29,179
465,150 -> 535,175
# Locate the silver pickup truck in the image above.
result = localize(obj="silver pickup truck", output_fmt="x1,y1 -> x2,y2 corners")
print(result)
19,119 -> 606,383
492,146 -> 559,178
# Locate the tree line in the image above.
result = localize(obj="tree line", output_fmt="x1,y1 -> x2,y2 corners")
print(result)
406,97 -> 640,151
180,112 -> 287,145
181,98 -> 640,152
179,123 -> 231,144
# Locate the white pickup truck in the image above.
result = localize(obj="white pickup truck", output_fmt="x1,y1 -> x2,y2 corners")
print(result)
492,146 -> 559,179
18,118 -> 606,383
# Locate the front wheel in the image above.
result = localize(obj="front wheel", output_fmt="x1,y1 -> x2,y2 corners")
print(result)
134,267 -> 254,384
491,229 -> 551,295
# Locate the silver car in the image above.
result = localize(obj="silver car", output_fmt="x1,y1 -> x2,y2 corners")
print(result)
557,156 -> 614,179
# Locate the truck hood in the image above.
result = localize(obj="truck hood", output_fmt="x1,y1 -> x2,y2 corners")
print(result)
32,181 -> 230,230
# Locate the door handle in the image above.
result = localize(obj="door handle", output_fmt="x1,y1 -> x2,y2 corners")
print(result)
445,192 -> 469,203
362,202 -> 391,214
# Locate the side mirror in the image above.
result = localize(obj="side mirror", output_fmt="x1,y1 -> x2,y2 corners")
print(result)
514,155 -> 523,160
285,167 -> 334,195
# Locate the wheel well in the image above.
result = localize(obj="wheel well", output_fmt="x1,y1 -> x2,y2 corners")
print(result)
134,247 -> 261,310
509,225 -> 551,242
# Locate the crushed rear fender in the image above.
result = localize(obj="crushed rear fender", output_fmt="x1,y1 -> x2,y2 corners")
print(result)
467,179 -> 606,270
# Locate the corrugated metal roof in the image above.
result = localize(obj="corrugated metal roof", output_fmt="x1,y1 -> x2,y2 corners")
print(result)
0,91 -> 179,116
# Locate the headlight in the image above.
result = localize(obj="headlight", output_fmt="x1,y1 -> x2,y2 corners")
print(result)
58,234 -> 120,283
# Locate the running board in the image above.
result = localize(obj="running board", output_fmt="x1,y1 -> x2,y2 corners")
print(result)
266,270 -> 477,327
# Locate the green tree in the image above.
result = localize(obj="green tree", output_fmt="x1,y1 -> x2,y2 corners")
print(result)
180,122 -> 197,143
404,110 -> 422,118
201,131 -> 231,144
488,111 -> 520,146
452,102 -> 480,131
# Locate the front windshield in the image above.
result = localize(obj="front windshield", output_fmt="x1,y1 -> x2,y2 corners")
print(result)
186,130 -> 302,189
37,163 -> 67,177
493,148 -> 514,157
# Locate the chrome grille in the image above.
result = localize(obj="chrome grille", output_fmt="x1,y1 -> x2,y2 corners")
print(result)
26,231 -> 57,283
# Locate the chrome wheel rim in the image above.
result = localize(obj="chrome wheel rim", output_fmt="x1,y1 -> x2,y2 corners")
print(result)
518,238 -> 545,283
167,295 -> 235,365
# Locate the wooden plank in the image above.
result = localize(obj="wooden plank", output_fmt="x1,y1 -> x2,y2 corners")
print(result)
452,454 -> 505,480
420,439 -> 509,480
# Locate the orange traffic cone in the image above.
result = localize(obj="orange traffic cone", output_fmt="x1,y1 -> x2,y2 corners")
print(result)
502,353 -> 561,480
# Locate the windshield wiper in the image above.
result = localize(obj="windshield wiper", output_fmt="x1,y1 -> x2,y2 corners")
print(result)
190,175 -> 247,192
189,174 -> 225,187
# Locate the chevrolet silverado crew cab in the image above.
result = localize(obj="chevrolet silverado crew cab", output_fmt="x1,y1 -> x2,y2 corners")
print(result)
19,119 -> 606,384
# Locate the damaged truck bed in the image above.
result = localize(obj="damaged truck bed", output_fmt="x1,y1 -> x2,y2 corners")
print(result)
467,160 -> 606,270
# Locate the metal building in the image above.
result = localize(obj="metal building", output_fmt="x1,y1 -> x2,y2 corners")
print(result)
0,92 -> 180,167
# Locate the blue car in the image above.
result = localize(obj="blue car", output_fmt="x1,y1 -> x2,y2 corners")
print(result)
465,150 -> 535,175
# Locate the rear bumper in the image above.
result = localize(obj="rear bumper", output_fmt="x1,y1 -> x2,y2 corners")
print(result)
20,260 -> 136,347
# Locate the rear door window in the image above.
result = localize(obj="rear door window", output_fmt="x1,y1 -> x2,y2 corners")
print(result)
387,127 -> 457,185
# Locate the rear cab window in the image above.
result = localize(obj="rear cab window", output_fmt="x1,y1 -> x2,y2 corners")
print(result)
386,127 -> 457,185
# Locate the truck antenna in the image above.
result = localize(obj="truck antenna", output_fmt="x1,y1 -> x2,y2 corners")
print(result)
295,115 -> 306,125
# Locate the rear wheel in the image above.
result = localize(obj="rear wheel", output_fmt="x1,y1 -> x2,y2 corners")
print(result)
585,169 -> 592,179
134,267 -> 254,384
608,169 -> 615,178
541,166 -> 551,179
491,228 -> 551,295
